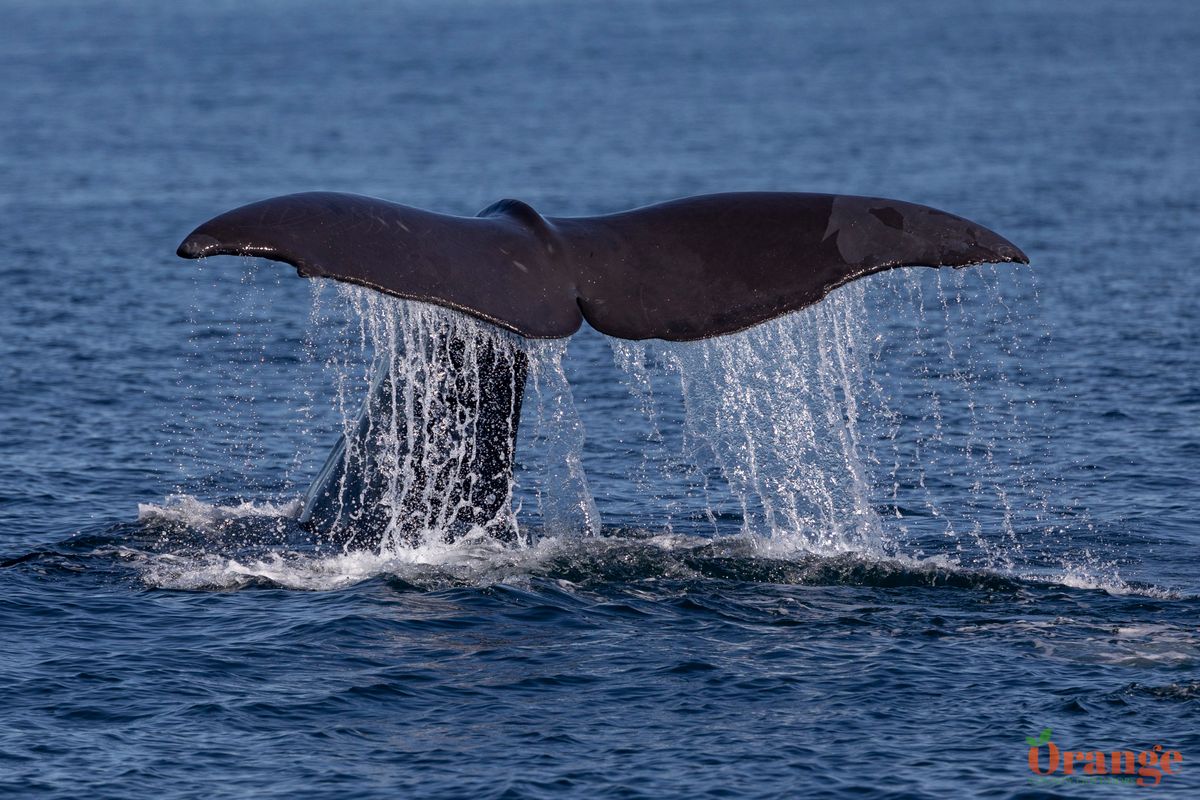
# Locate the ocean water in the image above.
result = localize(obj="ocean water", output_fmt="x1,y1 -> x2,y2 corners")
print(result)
2,0 -> 1198,797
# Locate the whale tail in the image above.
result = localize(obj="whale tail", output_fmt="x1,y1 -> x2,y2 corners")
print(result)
177,191 -> 1027,341
177,191 -> 1028,545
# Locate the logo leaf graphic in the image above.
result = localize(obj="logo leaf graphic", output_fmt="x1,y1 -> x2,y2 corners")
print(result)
1025,728 -> 1052,747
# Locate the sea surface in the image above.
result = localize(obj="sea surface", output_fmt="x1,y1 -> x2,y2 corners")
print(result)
1,1 -> 1198,797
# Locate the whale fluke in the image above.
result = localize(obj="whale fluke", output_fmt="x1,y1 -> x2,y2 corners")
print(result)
177,190 -> 1028,546
177,191 -> 1027,342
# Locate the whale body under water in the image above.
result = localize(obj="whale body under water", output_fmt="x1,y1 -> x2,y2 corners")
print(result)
177,192 -> 1028,546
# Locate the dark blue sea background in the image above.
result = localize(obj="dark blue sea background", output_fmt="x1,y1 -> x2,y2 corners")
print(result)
2,0 -> 1198,797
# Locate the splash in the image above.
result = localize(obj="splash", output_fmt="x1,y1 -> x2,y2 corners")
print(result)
305,284 -> 596,551
163,260 -> 1123,593
124,501 -> 1159,597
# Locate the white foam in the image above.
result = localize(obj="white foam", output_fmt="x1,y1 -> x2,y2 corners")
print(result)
138,494 -> 303,525
125,512 -> 1182,599
138,532 -> 564,591
1055,568 -> 1179,599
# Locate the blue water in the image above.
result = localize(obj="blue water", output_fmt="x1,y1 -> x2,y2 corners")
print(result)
2,0 -> 1198,797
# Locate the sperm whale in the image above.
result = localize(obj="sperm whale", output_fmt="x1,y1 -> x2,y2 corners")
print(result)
177,191 -> 1028,544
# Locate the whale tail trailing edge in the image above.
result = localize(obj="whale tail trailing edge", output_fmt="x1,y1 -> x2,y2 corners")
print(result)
177,191 -> 1028,342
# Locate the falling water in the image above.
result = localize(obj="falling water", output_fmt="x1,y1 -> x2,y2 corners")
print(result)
305,284 -> 597,551
606,264 -> 1090,576
610,287 -> 888,555
174,259 -> 1099,582
865,264 -> 1082,576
